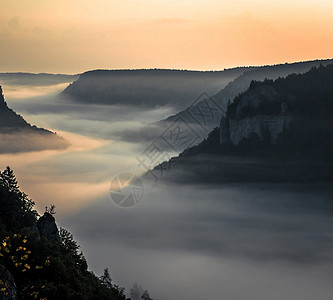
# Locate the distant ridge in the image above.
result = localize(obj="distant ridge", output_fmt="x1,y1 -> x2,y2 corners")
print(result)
61,68 -> 249,108
159,59 -> 333,143
0,73 -> 79,87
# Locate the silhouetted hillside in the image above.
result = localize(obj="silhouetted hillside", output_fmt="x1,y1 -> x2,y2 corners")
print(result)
162,59 -> 333,134
153,63 -> 333,184
61,68 -> 248,109
0,86 -> 69,153
0,167 -> 128,300
115,59 -> 333,153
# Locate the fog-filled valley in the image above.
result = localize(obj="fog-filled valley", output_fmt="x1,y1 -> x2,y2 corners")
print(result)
1,63 -> 333,299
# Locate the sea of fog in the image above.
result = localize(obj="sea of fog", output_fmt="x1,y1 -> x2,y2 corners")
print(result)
1,83 -> 333,300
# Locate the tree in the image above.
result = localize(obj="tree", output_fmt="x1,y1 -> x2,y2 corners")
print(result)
0,167 -> 37,231
45,204 -> 56,215
100,268 -> 113,289
0,166 -> 19,193
0,167 -> 127,300
141,290 -> 153,300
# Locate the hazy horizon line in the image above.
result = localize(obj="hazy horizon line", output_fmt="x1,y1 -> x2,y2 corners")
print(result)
1,57 -> 332,76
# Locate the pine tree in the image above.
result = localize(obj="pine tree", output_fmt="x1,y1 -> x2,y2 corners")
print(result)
1,166 -> 19,193
100,268 -> 113,289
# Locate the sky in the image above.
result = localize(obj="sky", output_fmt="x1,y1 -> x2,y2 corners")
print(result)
1,0 -> 333,73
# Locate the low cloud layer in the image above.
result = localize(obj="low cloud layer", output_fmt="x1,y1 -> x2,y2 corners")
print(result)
0,131 -> 69,153
61,182 -> 333,300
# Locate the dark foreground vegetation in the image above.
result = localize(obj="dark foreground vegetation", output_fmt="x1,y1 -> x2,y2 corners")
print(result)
0,166 -> 128,300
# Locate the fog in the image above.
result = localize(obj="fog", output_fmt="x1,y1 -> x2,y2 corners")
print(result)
1,82 -> 333,299
62,182 -> 333,300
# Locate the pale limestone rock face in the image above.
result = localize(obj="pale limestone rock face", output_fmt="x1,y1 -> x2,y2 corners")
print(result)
219,85 -> 293,146
229,114 -> 292,145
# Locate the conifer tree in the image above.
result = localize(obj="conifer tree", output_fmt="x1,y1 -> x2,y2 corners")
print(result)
100,268 -> 113,289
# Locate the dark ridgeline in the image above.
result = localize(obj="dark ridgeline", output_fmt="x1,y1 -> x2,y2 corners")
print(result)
154,63 -> 333,184
61,68 -> 249,109
0,85 -> 52,132
0,166 -> 129,300
162,58 -> 333,133
0,86 -> 30,129
0,86 -> 69,153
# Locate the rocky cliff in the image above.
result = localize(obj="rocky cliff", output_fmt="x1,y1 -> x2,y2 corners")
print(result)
220,85 -> 292,145
163,59 -> 332,136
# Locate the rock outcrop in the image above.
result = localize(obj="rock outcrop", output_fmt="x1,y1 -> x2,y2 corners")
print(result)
37,212 -> 60,243
0,265 -> 16,300
163,59 -> 332,136
220,85 -> 292,145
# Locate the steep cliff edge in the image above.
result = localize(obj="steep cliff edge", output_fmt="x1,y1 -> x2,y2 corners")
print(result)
220,85 -> 292,146
0,86 -> 69,153
219,63 -> 333,156
162,59 -> 333,134
152,64 -> 333,184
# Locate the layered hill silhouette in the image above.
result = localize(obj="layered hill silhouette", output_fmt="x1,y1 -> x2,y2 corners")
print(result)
61,68 -> 248,109
0,86 -> 69,153
90,59 -> 333,150
0,73 -> 79,87
160,59 -> 333,137
150,63 -> 333,184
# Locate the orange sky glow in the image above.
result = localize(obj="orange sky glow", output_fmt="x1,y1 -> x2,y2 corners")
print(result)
1,0 -> 333,73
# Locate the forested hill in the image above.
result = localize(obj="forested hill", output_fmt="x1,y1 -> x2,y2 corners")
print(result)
153,64 -> 333,184
184,63 -> 333,158
161,59 -> 333,133
0,86 -> 47,131
61,68 -> 248,108
0,166 -> 128,300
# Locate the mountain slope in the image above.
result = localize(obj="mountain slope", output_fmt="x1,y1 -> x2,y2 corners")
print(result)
111,59 -> 333,153
0,86 -> 69,153
161,59 -> 333,132
151,63 -> 333,184
0,167 -> 127,300
61,68 -> 249,109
